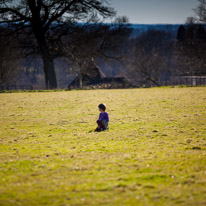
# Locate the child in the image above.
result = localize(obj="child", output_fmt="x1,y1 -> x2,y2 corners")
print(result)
95,103 -> 109,132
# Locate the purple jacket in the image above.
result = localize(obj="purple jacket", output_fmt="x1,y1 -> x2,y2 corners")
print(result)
99,112 -> 109,122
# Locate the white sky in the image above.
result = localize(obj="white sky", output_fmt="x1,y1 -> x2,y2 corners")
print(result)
109,0 -> 198,24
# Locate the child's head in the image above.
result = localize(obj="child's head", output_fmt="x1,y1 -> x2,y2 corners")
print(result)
98,103 -> 106,112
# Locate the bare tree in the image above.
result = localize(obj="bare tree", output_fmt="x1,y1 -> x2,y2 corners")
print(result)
0,27 -> 23,90
125,30 -> 174,87
175,0 -> 206,76
63,17 -> 132,88
175,24 -> 206,75
126,48 -> 165,86
193,0 -> 206,23
0,0 -> 115,89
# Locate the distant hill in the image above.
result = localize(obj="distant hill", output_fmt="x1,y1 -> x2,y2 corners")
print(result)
0,21 -> 181,37
130,24 -> 181,37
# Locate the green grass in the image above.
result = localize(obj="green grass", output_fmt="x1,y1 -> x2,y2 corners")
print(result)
0,88 -> 206,206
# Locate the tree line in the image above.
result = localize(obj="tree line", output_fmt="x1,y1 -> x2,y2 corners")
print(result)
0,0 -> 206,90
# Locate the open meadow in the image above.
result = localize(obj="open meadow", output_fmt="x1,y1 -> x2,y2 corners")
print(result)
0,87 -> 206,206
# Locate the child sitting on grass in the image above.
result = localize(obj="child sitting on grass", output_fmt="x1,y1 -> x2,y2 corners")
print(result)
95,103 -> 109,132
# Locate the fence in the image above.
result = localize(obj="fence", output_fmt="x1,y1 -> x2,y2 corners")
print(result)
1,76 -> 206,91
160,76 -> 206,86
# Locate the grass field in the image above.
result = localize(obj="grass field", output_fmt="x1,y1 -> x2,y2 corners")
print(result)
0,87 -> 206,206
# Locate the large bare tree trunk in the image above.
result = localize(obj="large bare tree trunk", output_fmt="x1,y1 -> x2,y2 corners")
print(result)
34,30 -> 57,89
41,49 -> 57,89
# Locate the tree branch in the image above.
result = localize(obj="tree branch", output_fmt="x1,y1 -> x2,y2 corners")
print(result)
0,7 -> 30,21
44,0 -> 78,31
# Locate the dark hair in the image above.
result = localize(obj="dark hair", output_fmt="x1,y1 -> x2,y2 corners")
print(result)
98,103 -> 106,111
